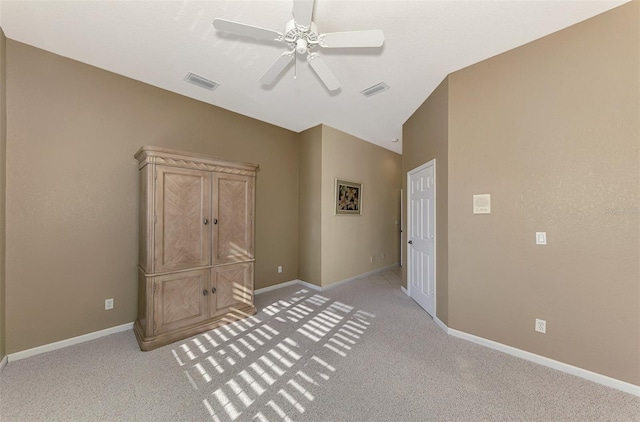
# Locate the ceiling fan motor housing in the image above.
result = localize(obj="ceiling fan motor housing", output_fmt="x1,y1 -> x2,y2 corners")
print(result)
285,19 -> 318,55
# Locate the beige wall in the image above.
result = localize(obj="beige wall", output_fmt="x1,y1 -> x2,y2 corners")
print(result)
402,77 -> 449,324
404,2 -> 639,385
448,2 -> 639,385
0,27 -> 6,359
321,125 -> 401,286
298,126 -> 322,286
5,41 -> 299,353
4,2 -> 635,389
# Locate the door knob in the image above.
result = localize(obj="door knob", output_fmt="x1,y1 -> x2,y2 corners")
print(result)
203,218 -> 209,225
408,240 -> 413,244
213,218 -> 218,225
211,287 -> 217,294
202,289 -> 208,296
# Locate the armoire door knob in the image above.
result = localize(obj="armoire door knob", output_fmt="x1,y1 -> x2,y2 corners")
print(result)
213,218 -> 218,225
203,218 -> 209,225
211,287 -> 217,294
202,289 -> 208,296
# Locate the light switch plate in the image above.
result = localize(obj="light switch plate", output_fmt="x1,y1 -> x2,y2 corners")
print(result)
473,194 -> 491,214
536,232 -> 547,245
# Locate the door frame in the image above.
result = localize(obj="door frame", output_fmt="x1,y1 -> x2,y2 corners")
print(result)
407,159 -> 436,317
400,188 -> 403,267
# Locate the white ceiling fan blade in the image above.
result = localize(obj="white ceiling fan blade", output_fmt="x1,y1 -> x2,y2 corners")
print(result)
307,54 -> 340,91
293,0 -> 314,29
213,19 -> 283,41
320,30 -> 384,48
260,51 -> 295,85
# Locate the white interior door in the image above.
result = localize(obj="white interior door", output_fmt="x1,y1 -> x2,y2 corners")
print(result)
407,160 -> 436,317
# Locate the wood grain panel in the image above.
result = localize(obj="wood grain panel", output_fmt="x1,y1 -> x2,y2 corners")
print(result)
135,148 -> 257,351
213,174 -> 254,264
137,267 -> 148,330
138,166 -> 153,273
154,269 -> 209,335
211,263 -> 253,316
155,166 -> 211,272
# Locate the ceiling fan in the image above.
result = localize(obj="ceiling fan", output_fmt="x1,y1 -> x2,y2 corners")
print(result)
212,0 -> 384,91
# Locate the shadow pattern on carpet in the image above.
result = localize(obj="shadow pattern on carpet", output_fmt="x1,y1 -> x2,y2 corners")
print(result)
170,288 -> 375,421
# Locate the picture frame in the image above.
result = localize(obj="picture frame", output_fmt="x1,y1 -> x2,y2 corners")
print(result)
335,179 -> 362,215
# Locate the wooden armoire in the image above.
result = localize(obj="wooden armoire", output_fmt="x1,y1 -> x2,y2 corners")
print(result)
134,146 -> 258,351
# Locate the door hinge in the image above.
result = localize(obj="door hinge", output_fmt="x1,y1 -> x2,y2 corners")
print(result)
154,169 -> 158,180
154,214 -> 157,224
153,283 -> 157,294
153,321 -> 156,331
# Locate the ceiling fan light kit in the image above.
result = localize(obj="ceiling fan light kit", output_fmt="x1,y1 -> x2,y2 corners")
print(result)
212,0 -> 384,92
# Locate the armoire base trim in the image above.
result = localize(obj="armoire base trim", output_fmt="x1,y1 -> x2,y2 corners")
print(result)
134,305 -> 257,351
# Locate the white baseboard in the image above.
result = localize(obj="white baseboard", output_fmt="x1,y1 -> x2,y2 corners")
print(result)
256,264 -> 400,295
446,326 -> 640,397
255,279 -> 301,295
0,355 -> 7,373
7,266 -> 400,363
255,279 -> 322,295
400,286 -> 409,296
323,263 -> 401,291
8,322 -> 134,363
433,316 -> 448,334
297,279 -> 323,291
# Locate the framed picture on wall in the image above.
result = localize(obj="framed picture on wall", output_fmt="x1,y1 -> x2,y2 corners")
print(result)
335,179 -> 362,215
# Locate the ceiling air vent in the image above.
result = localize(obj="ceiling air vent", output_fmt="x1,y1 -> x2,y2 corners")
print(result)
360,82 -> 389,97
184,72 -> 219,91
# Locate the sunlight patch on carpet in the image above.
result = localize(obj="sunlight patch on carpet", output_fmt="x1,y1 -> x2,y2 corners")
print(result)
171,289 -> 375,421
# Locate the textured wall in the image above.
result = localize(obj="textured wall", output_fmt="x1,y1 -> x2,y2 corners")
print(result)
298,126 -> 322,286
5,41 -> 299,353
447,2 -> 639,384
402,77 -> 449,325
321,125 -> 401,286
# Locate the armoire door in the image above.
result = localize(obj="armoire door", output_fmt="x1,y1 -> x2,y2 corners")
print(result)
210,263 -> 254,316
153,269 -> 209,335
212,173 -> 254,264
155,165 -> 212,273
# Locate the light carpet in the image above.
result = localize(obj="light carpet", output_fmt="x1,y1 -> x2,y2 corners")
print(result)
1,267 -> 638,421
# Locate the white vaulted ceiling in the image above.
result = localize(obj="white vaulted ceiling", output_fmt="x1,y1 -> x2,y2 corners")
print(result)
0,0 -> 628,153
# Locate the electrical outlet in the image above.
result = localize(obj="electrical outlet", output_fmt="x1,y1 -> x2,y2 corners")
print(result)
277,265 -> 283,273
105,298 -> 114,310
535,318 -> 546,333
